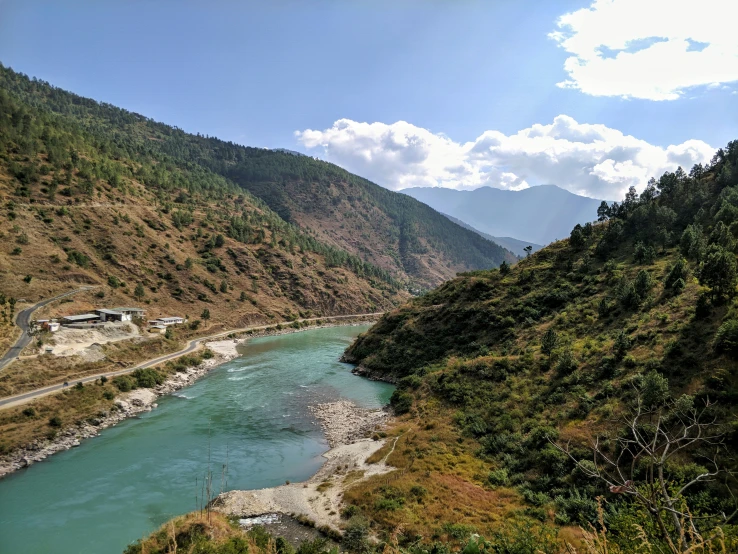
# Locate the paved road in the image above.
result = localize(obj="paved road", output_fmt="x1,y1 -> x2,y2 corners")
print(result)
0,313 -> 382,409
0,288 -> 93,371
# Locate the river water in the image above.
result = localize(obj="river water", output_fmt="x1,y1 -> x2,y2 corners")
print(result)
0,325 -> 393,554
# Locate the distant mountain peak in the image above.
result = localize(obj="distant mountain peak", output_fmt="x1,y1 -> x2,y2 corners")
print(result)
401,185 -> 605,245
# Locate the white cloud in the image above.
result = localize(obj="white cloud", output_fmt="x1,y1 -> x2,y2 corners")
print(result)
295,116 -> 715,199
550,0 -> 738,100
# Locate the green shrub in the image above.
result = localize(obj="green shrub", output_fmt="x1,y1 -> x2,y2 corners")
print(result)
398,374 -> 423,390
295,538 -> 328,554
441,522 -> 477,541
341,505 -> 360,520
112,375 -> 135,392
554,489 -> 598,526
488,468 -> 509,486
555,349 -> 577,376
48,416 -> 62,427
66,250 -> 90,268
342,517 -> 370,554
410,485 -> 428,499
132,368 -> 164,388
374,498 -> 403,511
275,537 -> 294,554
390,390 -> 413,414
715,319 -> 738,357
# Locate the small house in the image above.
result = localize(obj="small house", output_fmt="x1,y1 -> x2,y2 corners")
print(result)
44,321 -> 60,332
61,313 -> 99,325
112,307 -> 146,318
155,317 -> 185,326
149,324 -> 167,334
95,309 -> 131,323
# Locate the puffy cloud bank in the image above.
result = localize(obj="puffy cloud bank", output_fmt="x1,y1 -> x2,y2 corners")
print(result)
296,116 -> 714,199
550,0 -> 738,100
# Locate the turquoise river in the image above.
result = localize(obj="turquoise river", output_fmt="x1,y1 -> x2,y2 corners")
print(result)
0,325 -> 394,554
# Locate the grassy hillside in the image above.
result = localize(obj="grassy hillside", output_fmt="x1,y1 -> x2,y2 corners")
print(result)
0,64 -> 517,289
0,69 -> 415,457
0,72 -> 408,325
343,142 -> 738,551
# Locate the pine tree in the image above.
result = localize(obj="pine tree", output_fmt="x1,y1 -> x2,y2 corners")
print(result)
541,329 -> 558,363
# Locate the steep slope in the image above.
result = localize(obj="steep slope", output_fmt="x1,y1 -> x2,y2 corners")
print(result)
443,213 -> 542,256
0,76 -> 407,335
343,143 -> 738,548
402,185 -> 605,245
0,65 -> 517,289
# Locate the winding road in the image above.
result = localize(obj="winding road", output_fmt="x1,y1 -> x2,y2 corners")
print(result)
0,313 -> 382,409
0,288 -> 93,371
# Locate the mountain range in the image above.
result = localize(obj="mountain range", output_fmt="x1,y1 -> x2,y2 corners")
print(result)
441,214 -> 542,257
401,184 -> 606,246
0,64 -> 516,292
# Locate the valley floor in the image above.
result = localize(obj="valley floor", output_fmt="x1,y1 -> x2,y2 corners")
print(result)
0,316 -> 380,477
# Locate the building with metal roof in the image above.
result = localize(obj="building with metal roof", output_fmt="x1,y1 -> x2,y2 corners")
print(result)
95,309 -> 132,322
61,314 -> 99,324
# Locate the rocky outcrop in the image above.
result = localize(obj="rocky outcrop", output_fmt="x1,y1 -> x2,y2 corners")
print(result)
350,365 -> 398,384
308,400 -> 389,448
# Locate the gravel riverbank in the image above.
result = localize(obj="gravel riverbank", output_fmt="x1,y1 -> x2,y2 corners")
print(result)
214,400 -> 396,532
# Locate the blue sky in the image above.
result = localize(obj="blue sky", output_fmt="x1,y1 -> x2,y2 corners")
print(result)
1,0 -> 736,199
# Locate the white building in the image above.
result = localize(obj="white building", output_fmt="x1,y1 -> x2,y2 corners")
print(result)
112,307 -> 146,318
95,309 -> 132,322
155,317 -> 185,326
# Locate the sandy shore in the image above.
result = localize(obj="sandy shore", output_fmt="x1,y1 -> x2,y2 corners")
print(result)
214,400 -> 395,532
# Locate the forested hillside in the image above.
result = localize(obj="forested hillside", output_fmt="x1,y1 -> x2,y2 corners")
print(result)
0,65 -> 517,289
0,70 -> 408,333
444,213 -> 542,257
343,142 -> 738,551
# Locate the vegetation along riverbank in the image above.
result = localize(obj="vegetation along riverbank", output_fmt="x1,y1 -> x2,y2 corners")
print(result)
0,317 -> 377,477
133,141 -> 738,553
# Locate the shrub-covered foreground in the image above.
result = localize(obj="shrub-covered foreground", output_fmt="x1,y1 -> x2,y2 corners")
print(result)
125,512 -> 567,554
343,142 -> 738,551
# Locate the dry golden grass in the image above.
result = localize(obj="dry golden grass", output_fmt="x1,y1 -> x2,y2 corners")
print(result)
0,324 -> 20,358
0,334 -> 184,397
129,511 -> 256,554
343,407 -> 526,542
0,381 -> 116,454
0,164 -> 405,344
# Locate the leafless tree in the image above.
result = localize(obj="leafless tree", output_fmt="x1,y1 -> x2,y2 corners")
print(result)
552,388 -> 736,553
